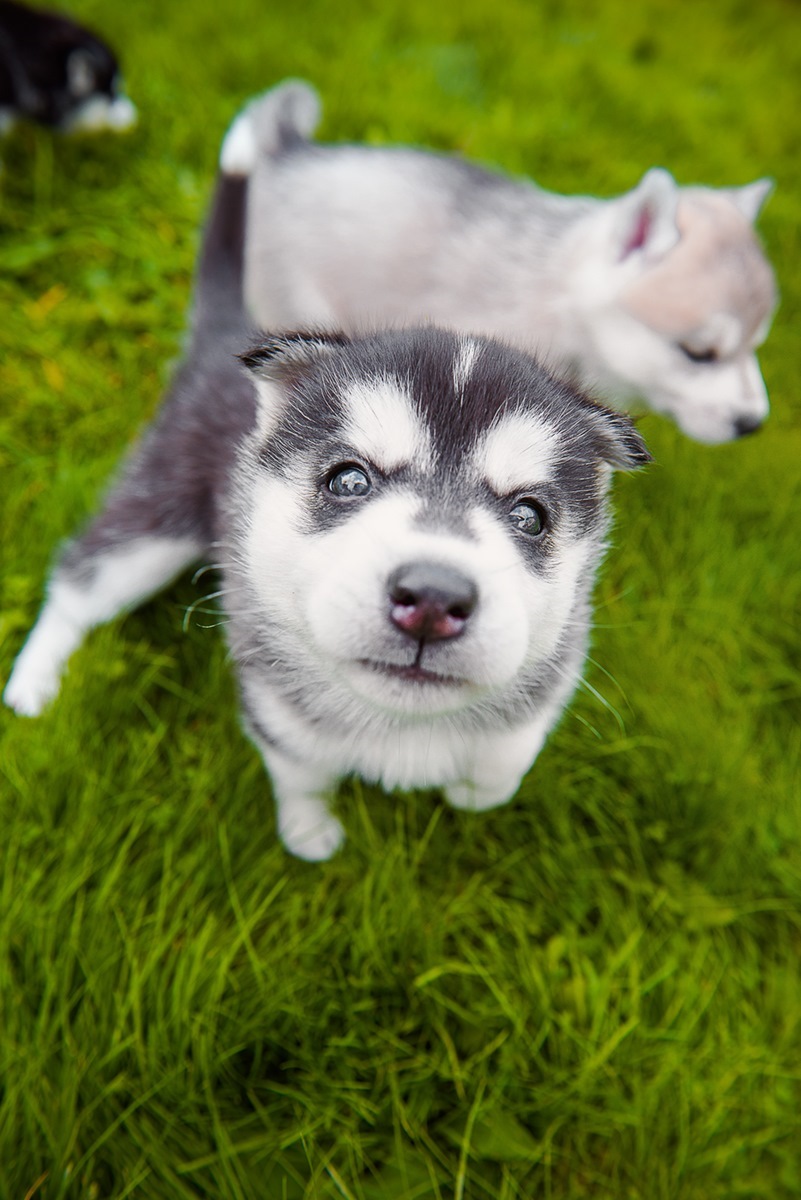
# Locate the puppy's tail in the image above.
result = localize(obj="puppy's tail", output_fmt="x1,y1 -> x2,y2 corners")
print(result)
218,79 -> 321,176
191,81 -> 320,335
190,171 -> 248,336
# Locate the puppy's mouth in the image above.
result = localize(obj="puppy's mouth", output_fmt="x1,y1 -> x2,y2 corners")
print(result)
357,658 -> 467,687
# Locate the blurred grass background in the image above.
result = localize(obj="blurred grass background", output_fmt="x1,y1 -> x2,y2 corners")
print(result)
1,0 -> 800,1196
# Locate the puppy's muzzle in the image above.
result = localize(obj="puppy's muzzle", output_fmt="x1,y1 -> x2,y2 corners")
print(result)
388,562 -> 478,642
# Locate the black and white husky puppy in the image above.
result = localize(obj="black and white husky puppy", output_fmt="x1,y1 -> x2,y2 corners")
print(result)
0,0 -> 135,133
4,138 -> 650,861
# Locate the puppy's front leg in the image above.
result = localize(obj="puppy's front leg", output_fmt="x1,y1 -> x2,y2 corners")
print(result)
444,713 -> 554,813
245,725 -> 344,862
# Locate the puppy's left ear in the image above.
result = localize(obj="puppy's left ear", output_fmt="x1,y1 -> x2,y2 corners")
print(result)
587,405 -> 652,471
240,330 -> 350,437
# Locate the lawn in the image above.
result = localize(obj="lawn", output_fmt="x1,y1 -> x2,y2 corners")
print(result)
1,0 -> 800,1196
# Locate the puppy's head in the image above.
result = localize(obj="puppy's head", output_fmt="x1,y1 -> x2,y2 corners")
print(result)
570,169 -> 777,444
233,329 -> 649,718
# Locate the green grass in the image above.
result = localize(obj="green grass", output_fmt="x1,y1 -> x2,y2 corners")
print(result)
1,0 -> 800,1196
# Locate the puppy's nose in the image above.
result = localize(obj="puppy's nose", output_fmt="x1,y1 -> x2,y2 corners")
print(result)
734,415 -> 763,438
388,562 -> 478,642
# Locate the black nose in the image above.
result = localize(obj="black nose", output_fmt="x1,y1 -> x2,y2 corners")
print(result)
734,415 -> 763,438
388,562 -> 478,642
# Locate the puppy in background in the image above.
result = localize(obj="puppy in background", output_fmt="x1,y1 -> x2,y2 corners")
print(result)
227,80 -> 777,446
0,0 -> 135,133
4,122 -> 650,861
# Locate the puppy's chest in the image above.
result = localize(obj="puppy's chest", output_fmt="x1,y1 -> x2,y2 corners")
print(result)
249,677 -> 486,790
344,721 -> 475,791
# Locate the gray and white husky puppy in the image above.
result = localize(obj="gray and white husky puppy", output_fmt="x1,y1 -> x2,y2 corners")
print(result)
227,80 -> 777,446
4,136 -> 650,861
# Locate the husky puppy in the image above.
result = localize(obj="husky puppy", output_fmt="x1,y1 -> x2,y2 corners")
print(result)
0,0 -> 135,134
228,80 -> 777,446
4,137 -> 649,862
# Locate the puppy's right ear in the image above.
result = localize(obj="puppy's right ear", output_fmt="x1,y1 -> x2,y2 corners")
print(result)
239,330 -> 350,375
239,331 -> 350,437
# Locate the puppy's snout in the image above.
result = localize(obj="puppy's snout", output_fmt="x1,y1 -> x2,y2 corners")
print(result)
388,562 -> 477,642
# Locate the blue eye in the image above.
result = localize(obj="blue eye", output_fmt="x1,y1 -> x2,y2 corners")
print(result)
328,464 -> 371,498
510,500 -> 546,536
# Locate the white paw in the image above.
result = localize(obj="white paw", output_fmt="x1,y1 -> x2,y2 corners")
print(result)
444,781 -> 516,813
278,798 -> 345,862
3,603 -> 81,717
3,655 -> 61,717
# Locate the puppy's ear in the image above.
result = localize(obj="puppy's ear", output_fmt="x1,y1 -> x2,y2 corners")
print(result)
586,404 -> 652,471
723,178 -> 773,224
614,167 -> 680,264
240,330 -> 350,375
240,331 -> 350,437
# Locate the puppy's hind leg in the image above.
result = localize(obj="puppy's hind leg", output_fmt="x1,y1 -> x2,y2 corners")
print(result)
5,110 -> 253,719
6,335 -> 251,721
4,353 -> 242,718
4,526 -> 202,718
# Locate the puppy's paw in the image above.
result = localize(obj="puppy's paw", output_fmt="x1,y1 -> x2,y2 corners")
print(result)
4,604 -> 80,717
278,797 -> 345,862
3,656 -> 60,717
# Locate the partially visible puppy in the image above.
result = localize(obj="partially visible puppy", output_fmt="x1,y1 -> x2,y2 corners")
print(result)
0,0 -> 136,134
229,80 -> 777,446
4,130 -> 650,862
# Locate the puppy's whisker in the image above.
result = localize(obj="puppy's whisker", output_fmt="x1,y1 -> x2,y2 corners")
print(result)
182,588 -> 231,632
191,562 -> 224,585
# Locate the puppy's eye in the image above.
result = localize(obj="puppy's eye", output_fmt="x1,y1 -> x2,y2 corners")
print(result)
679,343 -> 719,364
327,464 -> 371,498
509,500 -> 546,536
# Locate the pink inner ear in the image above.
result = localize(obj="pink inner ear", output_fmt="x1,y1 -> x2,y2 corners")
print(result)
621,206 -> 652,259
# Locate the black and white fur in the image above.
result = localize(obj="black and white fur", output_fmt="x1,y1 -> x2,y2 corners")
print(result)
4,132 -> 650,861
228,80 -> 777,446
0,0 -> 135,134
